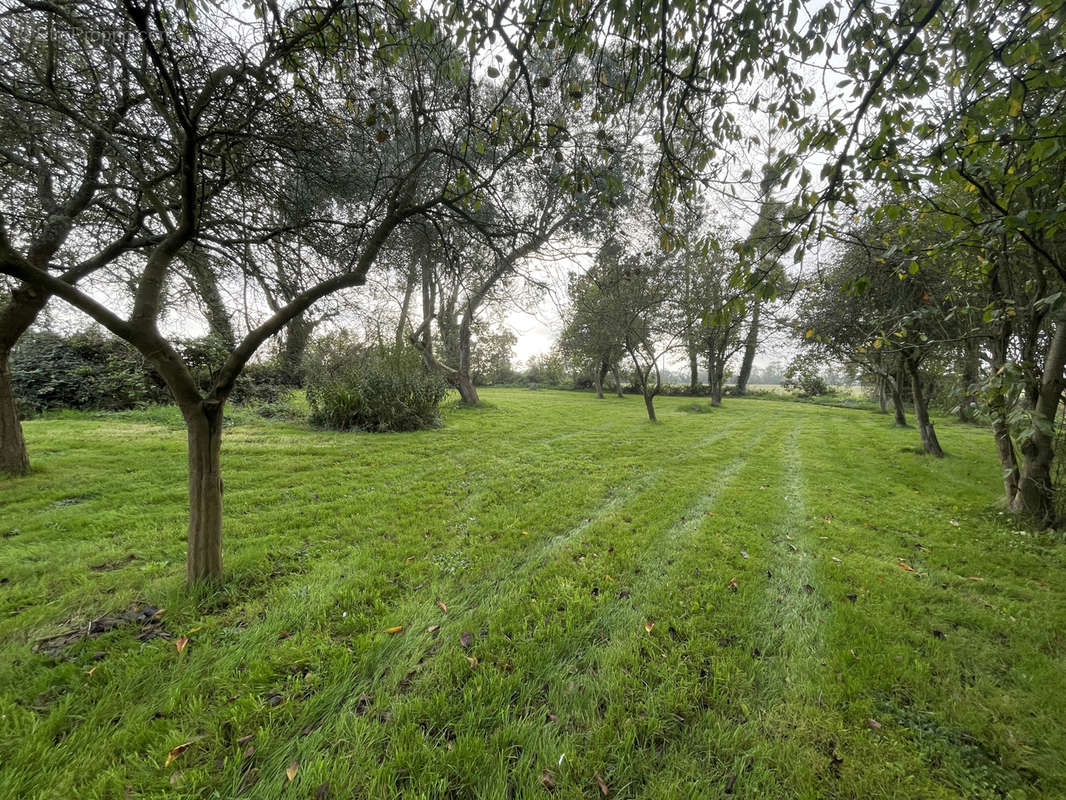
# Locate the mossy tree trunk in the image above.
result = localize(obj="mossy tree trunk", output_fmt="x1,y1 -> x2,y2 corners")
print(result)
1010,316 -> 1066,525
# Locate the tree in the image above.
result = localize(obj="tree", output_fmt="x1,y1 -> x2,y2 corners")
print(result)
0,0 -> 563,583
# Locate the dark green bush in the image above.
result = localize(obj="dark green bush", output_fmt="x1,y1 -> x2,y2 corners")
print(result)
304,337 -> 449,432
10,329 -> 294,414
11,329 -> 170,415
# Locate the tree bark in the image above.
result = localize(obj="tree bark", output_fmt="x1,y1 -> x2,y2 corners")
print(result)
643,391 -> 657,422
455,312 -> 480,405
183,400 -> 225,584
904,354 -> 944,457
281,312 -> 313,385
612,364 -> 624,397
594,360 -> 607,399
0,288 -> 50,475
185,249 -> 236,348
958,337 -> 980,422
1010,316 -> 1066,524
889,370 -> 907,426
735,299 -> 760,395
396,266 -> 416,349
708,349 -> 724,406
989,328 -> 1020,506
688,342 -> 699,395
877,376 -> 888,414
0,352 -> 29,476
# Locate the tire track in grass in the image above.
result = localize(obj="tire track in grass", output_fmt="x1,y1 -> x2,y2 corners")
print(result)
744,416 -> 838,797
219,412 -> 775,794
276,413 -> 786,767
587,414 -> 809,799
540,414 -> 798,798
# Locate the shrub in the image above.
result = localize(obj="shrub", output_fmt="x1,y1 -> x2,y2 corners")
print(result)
304,337 -> 449,432
783,353 -> 830,397
11,329 -> 169,415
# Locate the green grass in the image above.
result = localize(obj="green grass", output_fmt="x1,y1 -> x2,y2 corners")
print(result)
1,389 -> 1064,799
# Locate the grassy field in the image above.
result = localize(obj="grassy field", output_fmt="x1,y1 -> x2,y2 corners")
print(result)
2,389 -> 1064,799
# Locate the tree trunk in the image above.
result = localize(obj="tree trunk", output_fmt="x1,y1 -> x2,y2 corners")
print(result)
889,373 -> 907,426
958,337 -> 980,422
396,267 -> 416,349
0,352 -> 29,476
643,391 -> 657,422
0,288 -> 50,475
993,414 -> 1021,504
877,376 -> 888,414
1010,316 -> 1066,525
688,343 -> 699,395
282,312 -> 313,385
594,360 -> 606,399
186,249 -> 236,349
735,299 -> 760,396
904,355 -> 944,457
708,350 -> 724,406
612,364 -> 624,397
183,400 -> 225,585
455,313 -> 480,405
989,330 -> 1020,506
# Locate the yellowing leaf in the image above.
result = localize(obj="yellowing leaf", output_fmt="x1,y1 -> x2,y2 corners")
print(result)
1008,97 -> 1022,117
898,562 -> 915,572
435,600 -> 448,613
286,761 -> 299,781
165,741 -> 195,767
385,626 -> 404,635
804,328 -> 814,339
175,636 -> 189,653
644,620 -> 655,633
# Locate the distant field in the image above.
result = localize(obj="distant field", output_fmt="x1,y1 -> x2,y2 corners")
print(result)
2,390 -> 1064,798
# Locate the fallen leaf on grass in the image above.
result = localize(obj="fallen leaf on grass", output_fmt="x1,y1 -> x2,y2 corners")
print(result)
385,626 -> 404,635
427,624 -> 441,633
243,745 -> 254,759
521,531 -> 529,536
285,761 -> 299,781
727,577 -> 738,592
165,741 -> 196,767
175,636 -> 189,653
898,563 -> 915,572
867,718 -> 882,730
459,632 -> 473,648
740,550 -> 749,559
644,620 -> 655,633
435,600 -> 448,613
949,519 -> 960,526
466,656 -> 478,667
594,771 -> 609,796
540,770 -> 557,792
831,557 -> 842,563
